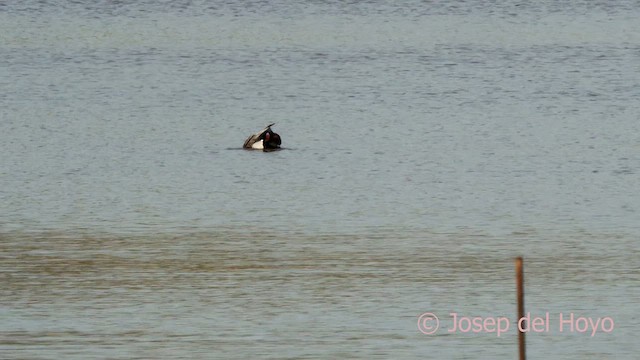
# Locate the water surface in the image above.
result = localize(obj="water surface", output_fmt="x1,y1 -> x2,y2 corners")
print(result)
1,1 -> 639,358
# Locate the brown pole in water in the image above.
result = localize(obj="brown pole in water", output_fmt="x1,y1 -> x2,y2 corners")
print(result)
515,256 -> 526,360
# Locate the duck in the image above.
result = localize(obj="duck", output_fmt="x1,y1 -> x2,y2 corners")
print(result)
243,123 -> 282,151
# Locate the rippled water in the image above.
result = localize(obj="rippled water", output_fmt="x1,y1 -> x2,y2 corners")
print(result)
1,1 -> 639,358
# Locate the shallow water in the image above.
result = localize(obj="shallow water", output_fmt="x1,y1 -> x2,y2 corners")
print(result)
1,1 -> 639,358
2,230 -> 637,359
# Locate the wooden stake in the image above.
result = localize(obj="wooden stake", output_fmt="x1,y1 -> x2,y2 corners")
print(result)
515,256 -> 526,360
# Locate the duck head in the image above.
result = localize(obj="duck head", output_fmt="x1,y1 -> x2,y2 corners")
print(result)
262,129 -> 282,151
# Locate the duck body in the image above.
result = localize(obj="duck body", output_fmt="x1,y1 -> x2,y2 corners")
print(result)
243,123 -> 281,151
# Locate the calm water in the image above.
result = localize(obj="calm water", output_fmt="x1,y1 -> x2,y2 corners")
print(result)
1,1 -> 639,358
